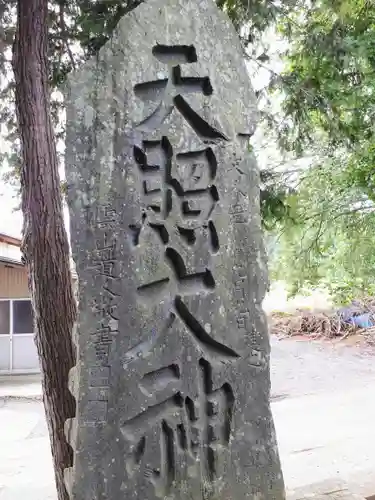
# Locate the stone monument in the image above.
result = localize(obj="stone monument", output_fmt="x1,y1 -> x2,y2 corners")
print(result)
65,0 -> 285,498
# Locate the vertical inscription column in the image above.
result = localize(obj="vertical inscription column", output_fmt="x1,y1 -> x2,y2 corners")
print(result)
84,204 -> 120,425
119,43 -> 241,497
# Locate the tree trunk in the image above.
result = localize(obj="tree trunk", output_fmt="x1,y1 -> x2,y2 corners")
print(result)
12,1 -> 76,499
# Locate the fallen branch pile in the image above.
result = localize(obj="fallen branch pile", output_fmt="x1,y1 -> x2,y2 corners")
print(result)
269,297 -> 375,340
270,310 -> 357,339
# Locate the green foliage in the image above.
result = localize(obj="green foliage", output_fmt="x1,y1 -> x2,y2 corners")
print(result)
260,169 -> 296,230
278,0 -> 375,152
270,156 -> 375,303
263,0 -> 375,302
218,0 -> 299,35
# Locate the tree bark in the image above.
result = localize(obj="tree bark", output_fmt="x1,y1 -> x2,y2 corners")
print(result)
12,1 -> 76,499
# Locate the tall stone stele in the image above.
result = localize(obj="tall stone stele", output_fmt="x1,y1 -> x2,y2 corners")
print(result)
65,0 -> 285,498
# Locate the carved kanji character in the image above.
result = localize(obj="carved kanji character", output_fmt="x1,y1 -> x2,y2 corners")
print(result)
92,237 -> 118,279
120,358 -> 235,496
96,205 -> 118,229
134,45 -> 228,142
236,310 -> 250,330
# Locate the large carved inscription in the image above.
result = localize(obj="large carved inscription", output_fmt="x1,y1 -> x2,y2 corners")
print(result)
116,44 -> 252,497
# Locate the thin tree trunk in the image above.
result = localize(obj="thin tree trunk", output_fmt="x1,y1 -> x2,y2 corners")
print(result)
12,1 -> 76,499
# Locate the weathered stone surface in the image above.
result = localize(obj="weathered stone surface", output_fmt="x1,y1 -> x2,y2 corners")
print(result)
65,0 -> 285,498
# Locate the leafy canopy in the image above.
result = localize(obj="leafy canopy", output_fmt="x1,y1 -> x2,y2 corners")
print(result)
269,0 -> 375,301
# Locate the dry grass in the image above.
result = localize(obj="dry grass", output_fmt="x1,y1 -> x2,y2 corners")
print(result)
267,293 -> 375,342
270,310 -> 358,339
359,326 -> 375,346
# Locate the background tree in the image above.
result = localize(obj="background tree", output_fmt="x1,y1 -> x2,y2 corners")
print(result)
12,1 -> 76,499
268,0 -> 375,301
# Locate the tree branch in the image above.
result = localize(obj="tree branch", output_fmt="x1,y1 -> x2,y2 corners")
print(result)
58,1 -> 75,70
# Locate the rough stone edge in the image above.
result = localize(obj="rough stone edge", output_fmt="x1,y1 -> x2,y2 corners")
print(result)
63,348 -> 79,497
64,243 -> 81,497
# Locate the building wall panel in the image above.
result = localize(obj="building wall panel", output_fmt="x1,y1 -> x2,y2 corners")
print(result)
0,264 -> 29,299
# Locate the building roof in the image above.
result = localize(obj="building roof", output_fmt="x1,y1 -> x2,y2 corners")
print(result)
0,233 -> 22,247
0,232 -> 78,279
0,234 -> 23,264
0,256 -> 24,267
